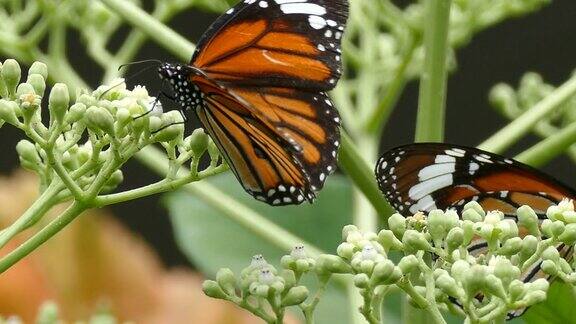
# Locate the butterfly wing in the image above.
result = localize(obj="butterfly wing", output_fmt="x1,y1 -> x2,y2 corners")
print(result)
194,77 -> 317,205
375,143 -> 576,318
192,0 -> 348,90
375,143 -> 576,217
187,0 -> 347,204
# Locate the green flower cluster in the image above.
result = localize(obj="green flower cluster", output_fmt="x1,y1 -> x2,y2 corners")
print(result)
491,72 -> 576,129
203,248 -> 317,324
0,59 -> 225,203
205,199 -> 576,324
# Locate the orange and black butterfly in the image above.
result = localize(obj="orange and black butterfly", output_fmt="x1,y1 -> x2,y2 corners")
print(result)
375,143 -> 576,318
157,0 -> 348,205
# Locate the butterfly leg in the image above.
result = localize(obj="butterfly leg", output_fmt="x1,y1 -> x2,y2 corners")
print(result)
134,91 -> 175,120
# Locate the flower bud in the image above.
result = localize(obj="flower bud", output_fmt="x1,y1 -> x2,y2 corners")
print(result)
281,286 -> 309,306
85,106 -> 115,135
153,111 -> 184,142
16,83 -> 35,97
188,128 -> 210,156
216,268 -> 237,295
491,257 -> 519,286
203,280 -> 228,299
519,235 -> 538,259
377,229 -> 403,250
451,260 -> 470,281
509,280 -> 526,301
462,208 -> 483,222
461,220 -> 475,245
398,255 -> 419,274
116,107 -> 131,128
542,246 -> 560,263
427,209 -> 447,241
462,265 -> 488,296
27,74 -> 45,97
371,259 -> 402,285
541,260 -> 558,276
484,274 -> 506,300
19,92 -> 41,122
498,237 -> 522,255
388,213 -> 406,238
463,201 -> 485,217
29,61 -> 48,80
1,59 -> 21,96
558,223 -> 576,244
446,227 -> 464,251
516,205 -> 540,234
342,224 -> 359,240
48,83 -> 69,125
65,103 -> 87,125
316,254 -> 351,274
436,274 -> 460,297
16,140 -> 41,169
489,83 -> 516,111
402,230 -> 432,252
551,221 -> 565,237
0,99 -> 20,125
522,290 -> 547,305
336,242 -> 355,259
281,269 -> 297,288
353,273 -> 370,288
541,219 -> 553,237
359,260 -> 375,274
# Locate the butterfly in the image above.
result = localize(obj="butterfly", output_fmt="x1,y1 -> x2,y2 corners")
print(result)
375,143 -> 576,318
157,0 -> 348,205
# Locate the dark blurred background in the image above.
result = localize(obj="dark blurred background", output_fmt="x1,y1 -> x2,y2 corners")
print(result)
1,1 -> 575,269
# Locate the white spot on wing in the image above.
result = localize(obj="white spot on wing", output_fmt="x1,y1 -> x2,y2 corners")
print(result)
280,3 -> 326,15
418,163 -> 456,181
408,174 -> 453,200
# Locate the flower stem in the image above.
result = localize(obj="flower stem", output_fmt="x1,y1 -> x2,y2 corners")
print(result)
99,0 -> 195,61
414,0 -> 452,142
479,73 -> 576,153
0,181 -> 63,249
0,201 -> 86,274
515,121 -> 576,167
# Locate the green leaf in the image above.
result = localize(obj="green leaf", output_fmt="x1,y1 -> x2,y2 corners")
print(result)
165,174 -> 374,322
522,282 -> 576,324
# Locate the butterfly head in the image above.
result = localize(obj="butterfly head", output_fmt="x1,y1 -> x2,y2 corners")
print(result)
158,62 -> 204,110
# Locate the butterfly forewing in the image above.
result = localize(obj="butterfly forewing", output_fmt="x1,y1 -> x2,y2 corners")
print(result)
376,143 -> 576,217
192,0 -> 348,90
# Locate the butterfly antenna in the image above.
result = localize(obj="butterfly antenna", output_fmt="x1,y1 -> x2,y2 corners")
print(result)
98,60 -> 163,100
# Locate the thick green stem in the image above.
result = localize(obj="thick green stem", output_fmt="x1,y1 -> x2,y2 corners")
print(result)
99,0 -> 195,61
0,182 -> 63,249
479,74 -> 576,153
414,0 -> 452,142
0,201 -> 86,274
515,121 -> 576,167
